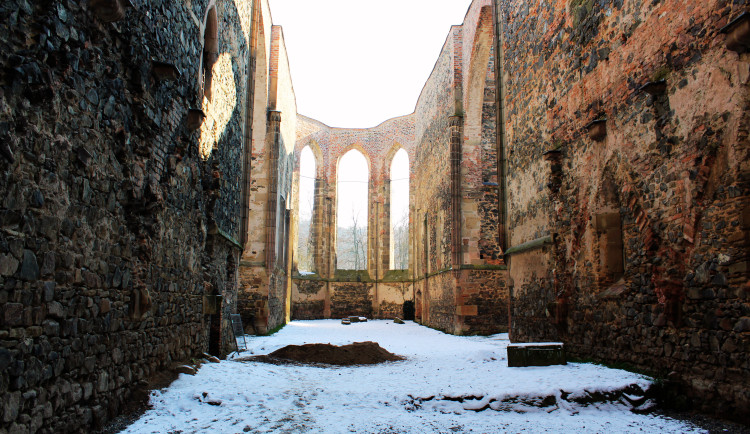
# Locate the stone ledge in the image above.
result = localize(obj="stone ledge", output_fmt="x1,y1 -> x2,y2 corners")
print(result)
504,235 -> 553,256
210,226 -> 243,250
507,342 -> 566,367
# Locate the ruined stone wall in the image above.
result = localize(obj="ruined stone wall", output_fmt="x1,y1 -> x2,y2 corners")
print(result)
458,268 -> 508,334
376,280 -> 414,319
410,3 -> 508,335
412,30 -> 457,276
266,25 -> 297,332
289,116 -> 417,319
421,273 -> 458,333
290,278 -> 326,319
499,0 -> 750,420
408,29 -> 462,333
0,0 -> 253,431
288,3 -> 510,334
478,51 -> 501,262
290,275 -> 414,320
237,0 -> 272,334
238,13 -> 297,335
329,282 -> 374,318
294,115 -> 416,281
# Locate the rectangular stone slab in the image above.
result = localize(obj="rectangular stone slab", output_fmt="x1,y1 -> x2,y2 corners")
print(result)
507,343 -> 566,367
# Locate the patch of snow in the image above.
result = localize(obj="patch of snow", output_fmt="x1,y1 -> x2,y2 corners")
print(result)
121,320 -> 705,433
507,342 -> 564,347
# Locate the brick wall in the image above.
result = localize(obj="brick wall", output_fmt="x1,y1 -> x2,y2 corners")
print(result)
499,0 -> 749,420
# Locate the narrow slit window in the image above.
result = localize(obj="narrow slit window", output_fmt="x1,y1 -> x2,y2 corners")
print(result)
297,147 -> 316,273
390,149 -> 409,270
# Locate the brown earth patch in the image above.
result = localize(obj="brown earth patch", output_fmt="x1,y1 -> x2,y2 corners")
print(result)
240,341 -> 405,366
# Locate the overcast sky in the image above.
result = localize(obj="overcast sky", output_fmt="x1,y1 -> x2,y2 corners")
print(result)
269,0 -> 474,128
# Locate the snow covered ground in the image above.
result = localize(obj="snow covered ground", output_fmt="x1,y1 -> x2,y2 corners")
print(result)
121,320 -> 705,433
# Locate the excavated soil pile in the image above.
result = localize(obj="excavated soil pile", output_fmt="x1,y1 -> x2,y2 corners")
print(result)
246,341 -> 405,366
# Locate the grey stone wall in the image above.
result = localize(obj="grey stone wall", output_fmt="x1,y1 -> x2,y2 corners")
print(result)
0,0 -> 248,431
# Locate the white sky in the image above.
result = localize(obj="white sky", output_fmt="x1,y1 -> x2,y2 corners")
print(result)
299,146 -> 315,221
336,149 -> 369,228
390,149 -> 409,227
269,0 -> 474,128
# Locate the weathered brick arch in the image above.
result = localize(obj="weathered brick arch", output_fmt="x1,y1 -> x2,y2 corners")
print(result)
461,4 -> 502,262
333,143 -> 373,181
384,143 -> 412,178
330,145 -> 372,271
463,5 -> 494,143
384,144 -> 412,270
294,139 -> 324,178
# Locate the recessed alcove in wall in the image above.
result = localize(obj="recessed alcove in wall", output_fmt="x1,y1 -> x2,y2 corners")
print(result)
200,6 -> 219,102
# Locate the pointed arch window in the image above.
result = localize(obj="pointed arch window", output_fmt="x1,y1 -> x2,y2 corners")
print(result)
336,150 -> 369,270
390,149 -> 409,270
297,146 -> 316,273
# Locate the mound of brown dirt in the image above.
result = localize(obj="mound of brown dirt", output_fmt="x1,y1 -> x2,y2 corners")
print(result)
246,341 -> 405,366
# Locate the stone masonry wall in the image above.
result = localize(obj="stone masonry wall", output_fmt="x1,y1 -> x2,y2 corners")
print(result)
238,15 -> 297,336
0,0 -> 251,431
289,275 -> 414,321
500,0 -> 749,421
289,2 -> 509,335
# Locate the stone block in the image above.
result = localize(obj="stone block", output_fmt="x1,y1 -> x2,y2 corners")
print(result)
3,303 -> 24,326
734,317 -> 750,332
3,391 -> 21,422
457,305 -> 478,316
0,254 -> 19,276
47,302 -> 65,320
507,343 -> 566,367
175,365 -> 196,375
18,250 -> 39,281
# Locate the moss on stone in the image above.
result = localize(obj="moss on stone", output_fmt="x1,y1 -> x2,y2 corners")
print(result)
652,65 -> 671,82
460,264 -> 508,271
382,269 -> 411,282
264,322 -> 286,336
333,269 -> 372,282
293,272 -> 322,281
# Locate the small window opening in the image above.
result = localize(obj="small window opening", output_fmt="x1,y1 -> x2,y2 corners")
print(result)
594,212 -> 624,286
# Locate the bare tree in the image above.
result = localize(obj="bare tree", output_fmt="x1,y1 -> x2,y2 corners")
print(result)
298,195 -> 315,272
337,207 -> 367,270
392,212 -> 409,269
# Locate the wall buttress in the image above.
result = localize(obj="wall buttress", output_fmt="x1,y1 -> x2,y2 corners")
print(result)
266,110 -> 282,269
450,115 -> 464,267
